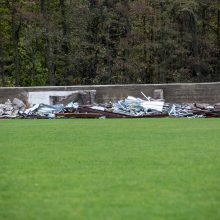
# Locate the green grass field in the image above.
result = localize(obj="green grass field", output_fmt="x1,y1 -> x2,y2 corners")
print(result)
0,119 -> 220,220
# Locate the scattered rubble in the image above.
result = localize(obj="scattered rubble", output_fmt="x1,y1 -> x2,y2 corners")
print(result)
0,98 -> 26,118
0,95 -> 219,119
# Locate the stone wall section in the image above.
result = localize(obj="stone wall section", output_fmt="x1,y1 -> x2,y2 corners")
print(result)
0,82 -> 219,105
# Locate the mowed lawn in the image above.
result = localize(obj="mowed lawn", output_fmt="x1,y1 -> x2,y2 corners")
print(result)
0,119 -> 219,220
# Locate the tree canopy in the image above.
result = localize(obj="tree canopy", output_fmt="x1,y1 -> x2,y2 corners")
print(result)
0,0 -> 219,86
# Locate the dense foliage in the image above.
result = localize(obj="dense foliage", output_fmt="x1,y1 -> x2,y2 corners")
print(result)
0,0 -> 219,86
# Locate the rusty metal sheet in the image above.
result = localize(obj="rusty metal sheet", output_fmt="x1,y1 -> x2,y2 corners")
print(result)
55,112 -> 103,118
78,106 -> 129,118
78,106 -> 168,118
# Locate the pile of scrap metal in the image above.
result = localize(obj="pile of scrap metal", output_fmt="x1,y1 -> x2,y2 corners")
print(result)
0,96 -> 220,119
0,98 -> 26,119
19,104 -> 64,119
168,103 -> 220,118
70,96 -> 168,118
56,96 -> 220,119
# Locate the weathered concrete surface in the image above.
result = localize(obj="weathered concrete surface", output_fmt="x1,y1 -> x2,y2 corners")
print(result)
28,90 -> 96,105
0,82 -> 220,105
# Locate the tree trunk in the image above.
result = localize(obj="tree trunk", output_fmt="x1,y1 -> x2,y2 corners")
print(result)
217,10 -> 220,78
11,0 -> 21,86
0,22 -> 5,86
31,49 -> 36,85
180,8 -> 200,76
218,10 -> 220,48
143,14 -> 148,83
192,17 -> 200,76
60,0 -> 70,85
41,0 -> 54,85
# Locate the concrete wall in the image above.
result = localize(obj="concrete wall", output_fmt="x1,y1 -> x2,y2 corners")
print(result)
0,82 -> 220,105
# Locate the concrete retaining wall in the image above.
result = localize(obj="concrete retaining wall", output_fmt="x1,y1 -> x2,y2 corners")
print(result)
0,82 -> 220,105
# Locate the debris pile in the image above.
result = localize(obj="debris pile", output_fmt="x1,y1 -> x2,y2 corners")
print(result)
0,98 -> 26,118
0,94 -> 220,119
112,96 -> 164,116
19,104 -> 64,119
169,104 -> 198,118
192,103 -> 220,118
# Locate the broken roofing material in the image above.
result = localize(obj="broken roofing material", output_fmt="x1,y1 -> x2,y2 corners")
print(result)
168,104 -> 201,118
112,96 -> 165,116
59,99 -> 219,118
169,104 -> 192,118
21,103 -> 64,118
168,103 -> 220,118
54,95 -> 167,118
1,95 -> 220,119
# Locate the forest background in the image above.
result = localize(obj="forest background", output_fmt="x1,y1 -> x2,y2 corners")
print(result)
0,0 -> 219,87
